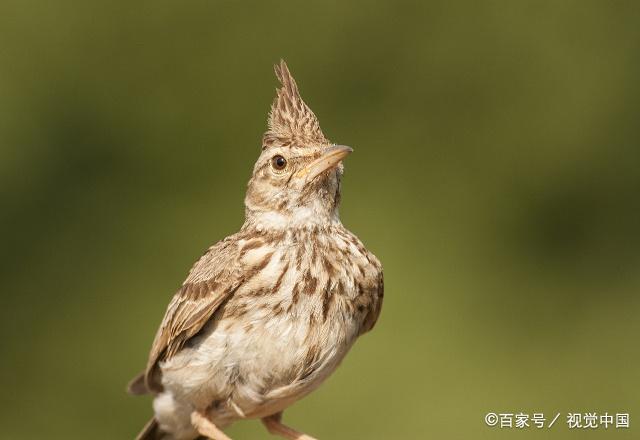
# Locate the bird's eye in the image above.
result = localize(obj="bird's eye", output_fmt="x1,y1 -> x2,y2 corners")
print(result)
271,155 -> 287,172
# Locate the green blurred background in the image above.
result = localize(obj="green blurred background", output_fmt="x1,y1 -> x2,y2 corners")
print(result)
1,1 -> 639,438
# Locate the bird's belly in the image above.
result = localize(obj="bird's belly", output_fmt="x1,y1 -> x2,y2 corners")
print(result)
160,293 -> 360,422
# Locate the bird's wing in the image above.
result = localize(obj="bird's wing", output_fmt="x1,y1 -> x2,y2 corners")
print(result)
143,237 -> 243,393
360,269 -> 384,335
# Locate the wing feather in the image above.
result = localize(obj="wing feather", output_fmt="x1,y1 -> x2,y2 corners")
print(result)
360,270 -> 384,334
143,237 -> 244,392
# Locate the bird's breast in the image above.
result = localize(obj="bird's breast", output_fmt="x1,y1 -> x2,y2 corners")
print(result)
162,227 -> 381,421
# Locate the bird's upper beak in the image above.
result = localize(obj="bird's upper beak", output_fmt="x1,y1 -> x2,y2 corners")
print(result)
296,145 -> 353,183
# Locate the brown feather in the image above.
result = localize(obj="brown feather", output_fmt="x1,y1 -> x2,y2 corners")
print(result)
143,236 -> 246,393
127,371 -> 148,395
360,269 -> 384,335
263,60 -> 329,149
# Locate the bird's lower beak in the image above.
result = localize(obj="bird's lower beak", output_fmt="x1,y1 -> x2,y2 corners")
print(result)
296,145 -> 353,183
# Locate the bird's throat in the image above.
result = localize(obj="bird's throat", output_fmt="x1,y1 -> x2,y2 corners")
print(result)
245,204 -> 341,232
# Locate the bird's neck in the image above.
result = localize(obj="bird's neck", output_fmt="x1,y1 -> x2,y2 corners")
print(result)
243,204 -> 341,233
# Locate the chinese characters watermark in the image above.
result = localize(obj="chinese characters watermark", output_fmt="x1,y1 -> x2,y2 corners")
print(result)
485,412 -> 629,429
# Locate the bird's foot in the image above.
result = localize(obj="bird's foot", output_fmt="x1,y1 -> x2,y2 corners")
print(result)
191,411 -> 232,440
262,412 -> 318,440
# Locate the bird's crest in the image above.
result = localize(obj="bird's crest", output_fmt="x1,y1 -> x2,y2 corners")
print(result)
263,60 -> 329,149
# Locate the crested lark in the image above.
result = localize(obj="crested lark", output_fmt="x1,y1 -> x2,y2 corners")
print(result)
128,60 -> 383,440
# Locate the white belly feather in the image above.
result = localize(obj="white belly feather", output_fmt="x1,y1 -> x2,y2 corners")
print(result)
154,235 -> 370,438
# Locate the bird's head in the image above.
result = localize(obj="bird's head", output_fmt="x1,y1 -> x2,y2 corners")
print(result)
244,60 -> 352,230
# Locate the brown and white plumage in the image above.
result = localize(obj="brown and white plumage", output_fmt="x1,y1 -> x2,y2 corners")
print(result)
129,60 -> 383,440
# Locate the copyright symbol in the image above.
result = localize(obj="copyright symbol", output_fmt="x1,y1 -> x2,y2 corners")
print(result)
485,412 -> 498,427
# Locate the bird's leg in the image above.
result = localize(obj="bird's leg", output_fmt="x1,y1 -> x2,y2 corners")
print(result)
190,411 -> 232,440
262,412 -> 317,440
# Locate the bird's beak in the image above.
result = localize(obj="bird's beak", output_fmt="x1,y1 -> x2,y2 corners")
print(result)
296,145 -> 353,183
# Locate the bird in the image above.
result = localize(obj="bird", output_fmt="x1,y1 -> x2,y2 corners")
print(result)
128,60 -> 384,440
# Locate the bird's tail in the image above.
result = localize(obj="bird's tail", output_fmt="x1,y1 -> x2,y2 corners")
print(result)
136,417 -> 163,440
